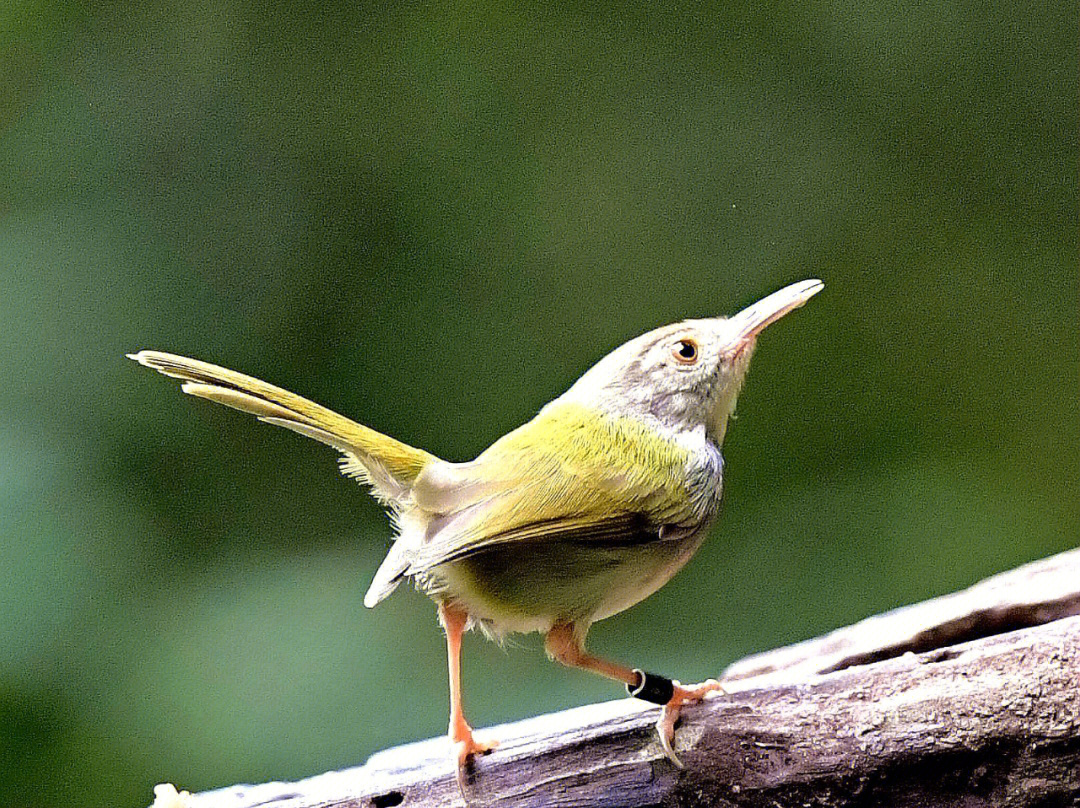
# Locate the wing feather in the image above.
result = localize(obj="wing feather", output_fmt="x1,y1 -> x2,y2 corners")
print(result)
404,403 -> 708,575
409,512 -> 658,572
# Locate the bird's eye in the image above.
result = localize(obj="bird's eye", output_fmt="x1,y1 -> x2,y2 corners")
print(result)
673,338 -> 699,365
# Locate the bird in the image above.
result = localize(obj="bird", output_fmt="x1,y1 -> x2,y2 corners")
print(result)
128,278 -> 822,779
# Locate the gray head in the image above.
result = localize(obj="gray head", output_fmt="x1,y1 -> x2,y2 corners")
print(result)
558,279 -> 823,443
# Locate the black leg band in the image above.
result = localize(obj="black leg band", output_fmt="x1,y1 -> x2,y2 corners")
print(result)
626,669 -> 675,705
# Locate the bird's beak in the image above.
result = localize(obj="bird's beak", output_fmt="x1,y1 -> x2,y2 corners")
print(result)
722,279 -> 824,353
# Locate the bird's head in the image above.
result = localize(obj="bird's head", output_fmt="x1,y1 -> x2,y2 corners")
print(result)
559,279 -> 823,444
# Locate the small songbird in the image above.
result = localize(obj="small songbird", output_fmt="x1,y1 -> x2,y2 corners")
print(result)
129,278 -> 822,776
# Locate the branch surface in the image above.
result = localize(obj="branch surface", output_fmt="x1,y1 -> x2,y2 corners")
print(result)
173,549 -> 1080,808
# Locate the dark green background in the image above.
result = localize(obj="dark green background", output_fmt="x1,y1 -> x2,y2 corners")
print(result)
1,2 -> 1076,806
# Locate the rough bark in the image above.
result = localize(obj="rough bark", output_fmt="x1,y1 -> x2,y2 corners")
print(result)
723,546 -> 1080,690
174,549 -> 1080,808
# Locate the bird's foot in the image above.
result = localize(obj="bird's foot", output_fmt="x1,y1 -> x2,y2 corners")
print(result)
453,732 -> 498,767
450,719 -> 498,797
656,679 -> 725,768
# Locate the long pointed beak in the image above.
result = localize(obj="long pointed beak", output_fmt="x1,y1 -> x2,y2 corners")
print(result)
724,279 -> 824,349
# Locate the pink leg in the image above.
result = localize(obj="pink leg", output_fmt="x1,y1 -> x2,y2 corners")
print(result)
545,622 -> 724,767
438,602 -> 497,780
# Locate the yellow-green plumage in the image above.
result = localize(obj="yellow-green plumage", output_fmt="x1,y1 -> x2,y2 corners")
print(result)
413,402 -> 698,565
398,402 -> 722,635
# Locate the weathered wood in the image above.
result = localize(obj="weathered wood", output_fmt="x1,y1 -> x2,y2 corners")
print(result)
170,550 -> 1080,808
723,546 -> 1080,689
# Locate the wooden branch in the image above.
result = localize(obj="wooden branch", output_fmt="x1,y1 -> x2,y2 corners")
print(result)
723,546 -> 1080,689
169,550 -> 1080,808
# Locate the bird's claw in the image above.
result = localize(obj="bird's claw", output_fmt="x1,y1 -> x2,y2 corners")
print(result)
454,735 -> 498,767
656,678 -> 725,768
452,725 -> 498,799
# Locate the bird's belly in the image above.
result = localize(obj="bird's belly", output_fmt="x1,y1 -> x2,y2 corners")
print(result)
425,533 -> 707,636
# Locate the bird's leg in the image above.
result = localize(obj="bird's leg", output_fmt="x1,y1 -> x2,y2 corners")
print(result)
543,623 -> 641,686
438,602 -> 497,778
544,623 -> 723,768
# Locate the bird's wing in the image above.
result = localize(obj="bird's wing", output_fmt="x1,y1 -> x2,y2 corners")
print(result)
406,403 -> 705,574
128,351 -> 437,501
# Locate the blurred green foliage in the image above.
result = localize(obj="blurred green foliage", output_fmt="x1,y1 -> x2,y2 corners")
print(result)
1,1 -> 1076,806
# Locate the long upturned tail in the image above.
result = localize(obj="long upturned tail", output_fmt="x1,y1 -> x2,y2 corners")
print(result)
128,351 -> 437,503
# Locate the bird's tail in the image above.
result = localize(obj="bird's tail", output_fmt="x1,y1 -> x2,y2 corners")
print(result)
128,351 -> 436,502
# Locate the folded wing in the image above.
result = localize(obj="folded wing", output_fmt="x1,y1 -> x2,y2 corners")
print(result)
404,402 -> 703,576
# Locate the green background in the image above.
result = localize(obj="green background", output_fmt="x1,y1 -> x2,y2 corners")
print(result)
1,2 -> 1076,806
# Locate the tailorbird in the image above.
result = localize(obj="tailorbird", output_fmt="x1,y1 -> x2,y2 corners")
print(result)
129,278 -> 822,776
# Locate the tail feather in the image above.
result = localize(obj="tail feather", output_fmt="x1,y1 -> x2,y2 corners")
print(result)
128,350 -> 437,501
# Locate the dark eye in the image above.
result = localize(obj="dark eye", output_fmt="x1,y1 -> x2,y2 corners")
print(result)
673,338 -> 699,364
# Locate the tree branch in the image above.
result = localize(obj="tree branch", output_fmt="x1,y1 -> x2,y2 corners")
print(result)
170,549 -> 1080,808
